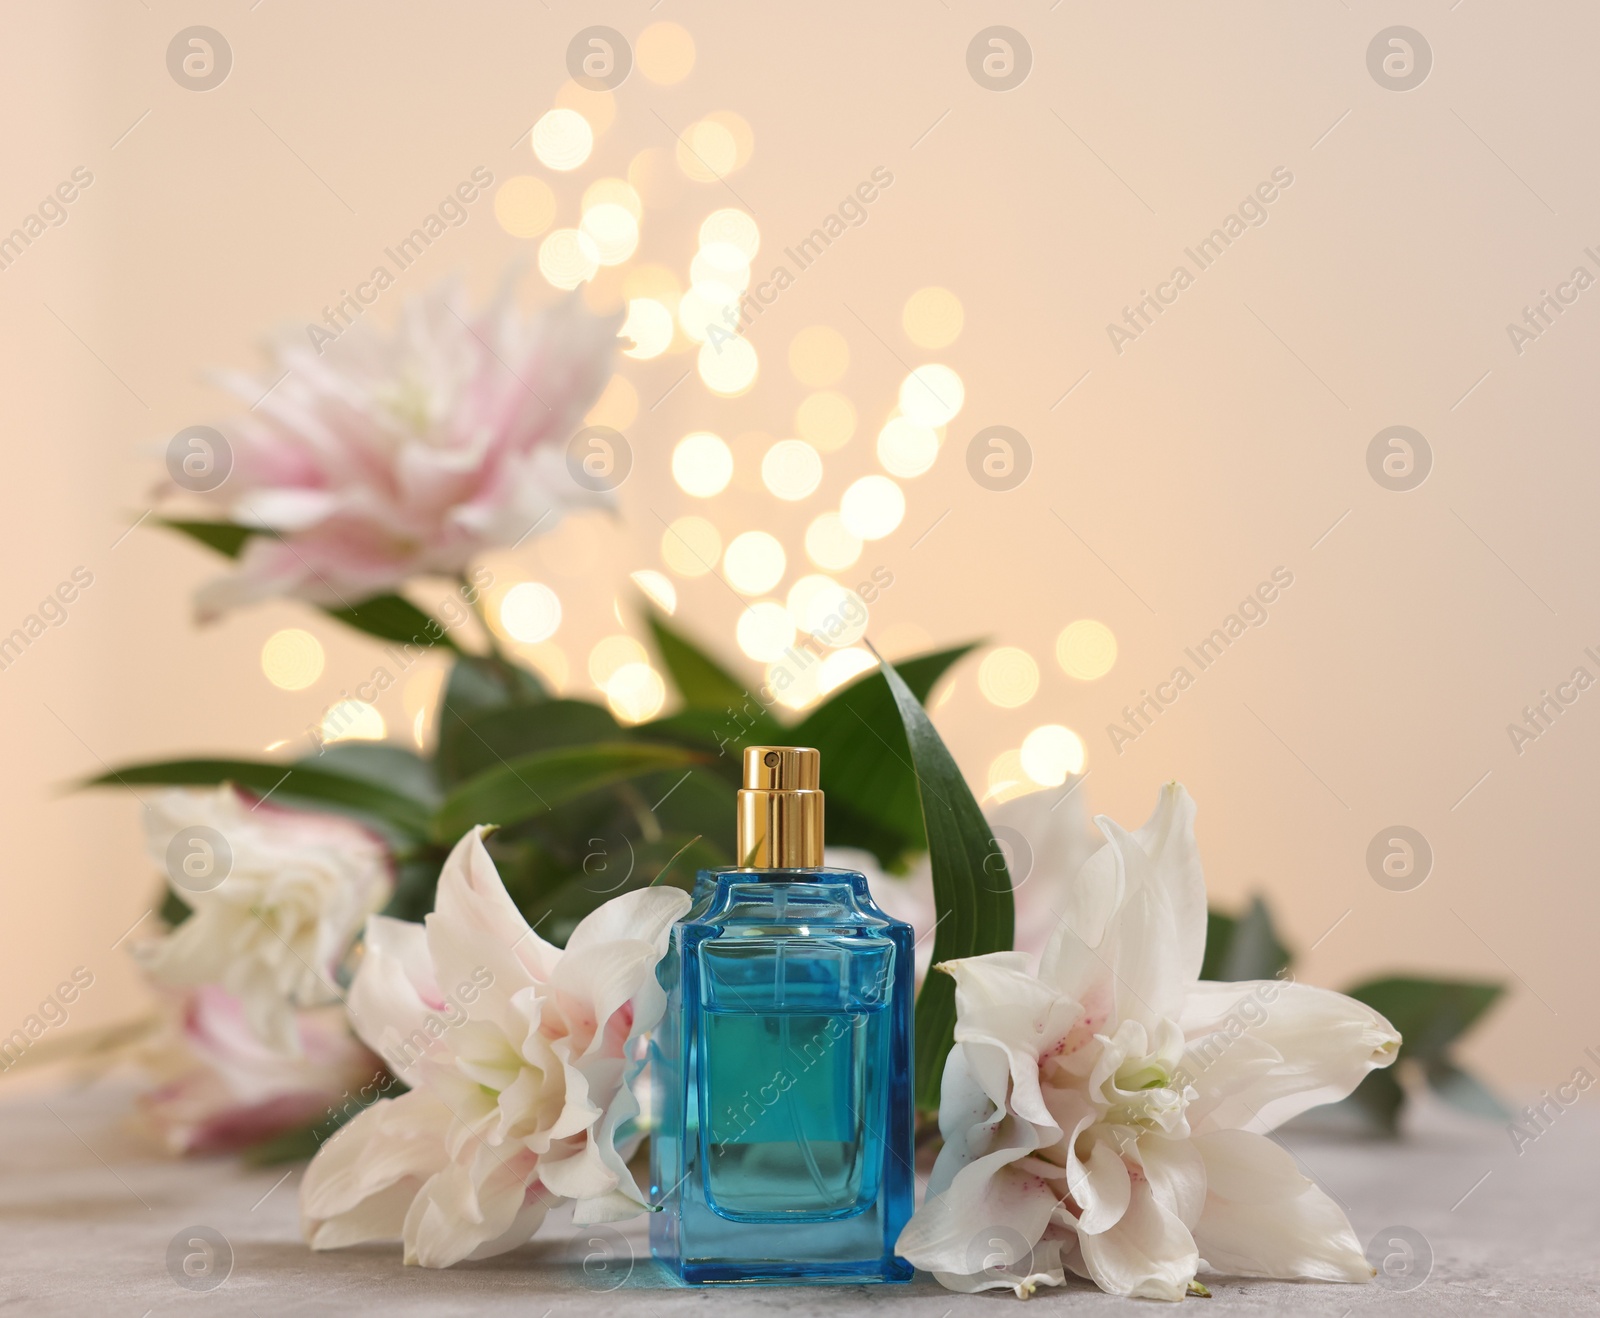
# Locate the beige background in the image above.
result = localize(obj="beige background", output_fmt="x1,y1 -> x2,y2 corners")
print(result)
2,1 -> 1596,1099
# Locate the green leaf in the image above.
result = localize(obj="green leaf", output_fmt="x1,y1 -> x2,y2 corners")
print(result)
159,519 -> 259,558
794,644 -> 978,869
302,742 -> 440,807
647,613 -> 749,711
1424,1058 -> 1511,1121
873,651 -> 1014,1112
437,698 -> 620,787
84,758 -> 432,839
323,594 -> 462,653
434,653 -> 548,751
432,743 -> 707,843
1201,896 -> 1292,982
1342,1066 -> 1406,1135
1344,977 -> 1505,1061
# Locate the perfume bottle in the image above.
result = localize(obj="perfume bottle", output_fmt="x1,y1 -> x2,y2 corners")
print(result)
650,745 -> 915,1285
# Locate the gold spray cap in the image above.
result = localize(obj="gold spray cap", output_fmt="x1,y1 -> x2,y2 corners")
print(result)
736,746 -> 824,867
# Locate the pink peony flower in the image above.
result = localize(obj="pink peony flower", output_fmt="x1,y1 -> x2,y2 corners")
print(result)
186,280 -> 623,618
139,986 -> 384,1156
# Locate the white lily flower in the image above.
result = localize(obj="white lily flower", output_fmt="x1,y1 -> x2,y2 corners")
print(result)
896,783 -> 1401,1301
135,786 -> 392,1054
300,826 -> 690,1267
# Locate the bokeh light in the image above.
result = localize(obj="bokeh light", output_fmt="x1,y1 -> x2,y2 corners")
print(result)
499,582 -> 562,643
676,118 -> 738,181
321,700 -> 385,744
260,628 -> 324,691
579,202 -> 639,265
978,647 -> 1040,707
677,284 -> 737,343
606,662 -> 666,723
788,326 -> 849,387
627,147 -> 682,210
1057,619 -> 1118,680
630,569 -> 677,615
795,391 -> 856,452
672,431 -> 734,497
876,416 -> 939,478
761,439 -> 823,501
902,286 -> 964,349
493,176 -> 555,238
517,641 -> 568,691
538,228 -> 599,289
985,749 -> 1032,805
737,601 -> 796,662
582,177 -> 642,219
805,512 -> 862,570
724,530 -> 786,595
766,656 -> 821,711
636,21 -> 695,85
840,475 -> 905,540
699,209 -> 760,260
531,109 -> 593,171
698,336 -> 759,396
819,647 -> 878,695
1020,724 -> 1086,785
690,242 -> 750,294
661,515 -> 721,577
621,298 -> 674,360
788,574 -> 866,647
589,634 -> 649,687
899,364 -> 965,427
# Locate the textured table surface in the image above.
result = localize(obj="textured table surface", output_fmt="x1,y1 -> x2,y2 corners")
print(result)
2,1084 -> 1596,1317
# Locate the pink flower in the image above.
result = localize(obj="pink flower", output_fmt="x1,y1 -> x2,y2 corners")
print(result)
139,986 -> 383,1156
187,281 -> 623,618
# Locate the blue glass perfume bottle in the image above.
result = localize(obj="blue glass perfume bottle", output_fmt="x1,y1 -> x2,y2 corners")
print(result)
650,746 -> 915,1285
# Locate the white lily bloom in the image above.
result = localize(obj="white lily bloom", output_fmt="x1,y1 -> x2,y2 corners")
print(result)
136,787 -> 392,1054
896,783 -> 1401,1301
300,826 -> 691,1267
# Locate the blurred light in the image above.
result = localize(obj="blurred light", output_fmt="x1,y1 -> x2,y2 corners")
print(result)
805,512 -> 862,570
766,656 -> 821,710
737,601 -> 795,661
500,582 -> 562,643
321,700 -> 385,744
1021,724 -> 1086,786
636,21 -> 696,85
493,176 -> 556,238
672,431 -> 734,497
623,263 -> 681,304
531,109 -> 593,171
582,177 -> 642,220
724,530 -> 786,595
788,325 -> 849,387
402,667 -> 446,741
876,416 -> 939,478
677,283 -> 737,342
589,634 -> 649,687
627,147 -> 682,209
795,391 -> 856,452
606,662 -> 666,723
538,228 -> 599,289
902,287 -> 964,349
630,569 -> 677,615
984,749 -> 1033,805
698,336 -> 758,396
1057,619 -> 1118,681
699,209 -> 760,260
412,709 -> 426,748
261,628 -> 324,690
586,373 -> 638,430
840,475 -> 905,540
620,298 -> 674,361
978,647 -> 1039,708
899,364 -> 965,427
707,111 -> 755,169
788,574 -> 866,647
580,202 -> 639,265
691,242 -> 751,294
553,81 -> 616,135
661,515 -> 721,577
676,118 -> 738,181
819,647 -> 878,694
762,439 -> 823,501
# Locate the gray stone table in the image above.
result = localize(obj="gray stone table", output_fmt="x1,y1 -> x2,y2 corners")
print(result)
1,1084 -> 1596,1316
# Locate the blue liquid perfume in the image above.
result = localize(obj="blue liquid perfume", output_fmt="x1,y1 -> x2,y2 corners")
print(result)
650,746 -> 915,1285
